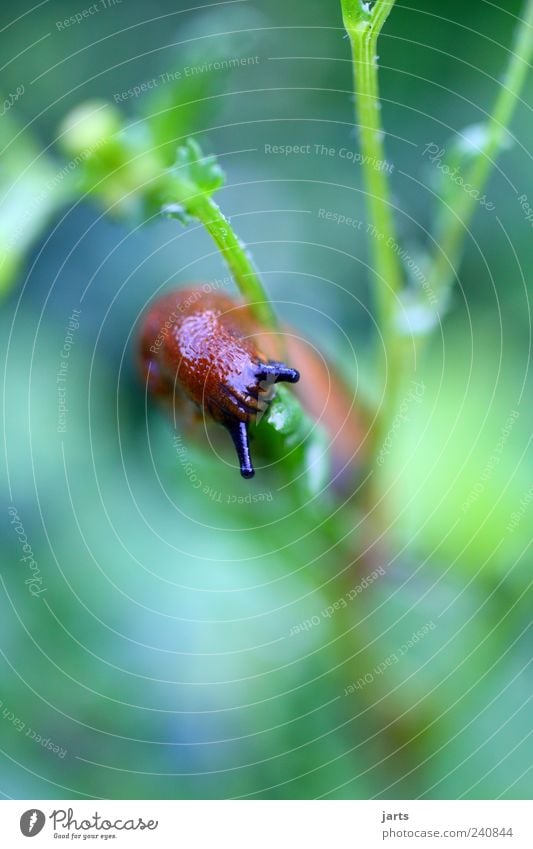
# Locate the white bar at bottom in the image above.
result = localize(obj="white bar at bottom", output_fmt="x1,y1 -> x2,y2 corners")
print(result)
1,799 -> 532,847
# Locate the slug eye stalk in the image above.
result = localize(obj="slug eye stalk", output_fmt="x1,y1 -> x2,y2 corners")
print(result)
227,420 -> 255,479
256,363 -> 300,385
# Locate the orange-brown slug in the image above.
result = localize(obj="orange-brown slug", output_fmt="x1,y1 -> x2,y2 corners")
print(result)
138,286 -> 299,478
139,285 -> 367,484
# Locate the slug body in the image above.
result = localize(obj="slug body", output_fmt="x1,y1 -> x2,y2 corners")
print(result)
139,287 -> 299,478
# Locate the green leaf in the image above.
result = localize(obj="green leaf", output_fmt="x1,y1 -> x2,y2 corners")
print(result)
341,0 -> 372,33
171,138 -> 225,199
260,385 -> 331,497
264,384 -> 305,441
141,5 -> 268,164
0,108 -> 71,298
58,101 -> 168,222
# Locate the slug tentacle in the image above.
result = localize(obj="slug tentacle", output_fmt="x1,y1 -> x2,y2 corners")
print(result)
227,420 -> 255,479
255,363 -> 300,384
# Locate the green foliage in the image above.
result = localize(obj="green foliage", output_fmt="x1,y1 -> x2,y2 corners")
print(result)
1,0 -> 532,802
138,4 -> 267,162
260,385 -> 331,498
58,101 -> 166,220
162,138 -> 226,224
171,138 -> 225,200
55,101 -> 318,490
0,109 -> 73,296
340,0 -> 372,33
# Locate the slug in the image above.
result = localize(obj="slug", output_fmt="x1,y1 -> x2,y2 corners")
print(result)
138,286 -> 300,478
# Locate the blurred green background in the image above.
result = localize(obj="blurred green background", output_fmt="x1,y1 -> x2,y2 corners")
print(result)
0,0 -> 532,799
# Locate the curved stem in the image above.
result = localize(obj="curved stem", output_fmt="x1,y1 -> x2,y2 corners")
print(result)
165,176 -> 279,330
341,0 -> 405,439
429,0 -> 533,295
186,192 -> 279,329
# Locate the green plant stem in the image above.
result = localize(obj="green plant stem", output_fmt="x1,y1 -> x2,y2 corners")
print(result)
341,0 -> 405,442
429,0 -> 533,295
167,178 -> 279,330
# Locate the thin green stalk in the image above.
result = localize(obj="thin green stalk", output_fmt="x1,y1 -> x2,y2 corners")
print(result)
341,0 -> 404,435
344,1 -> 403,316
187,192 -> 278,330
429,0 -> 533,294
166,169 -> 278,330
